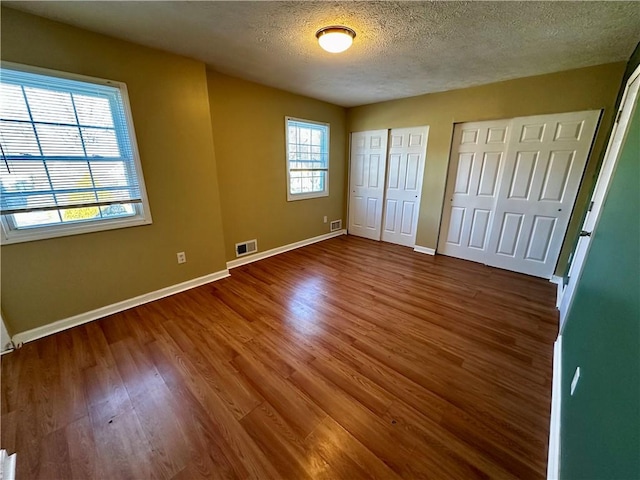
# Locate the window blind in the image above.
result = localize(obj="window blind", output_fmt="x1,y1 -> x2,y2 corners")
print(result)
286,118 -> 328,196
0,67 -> 142,216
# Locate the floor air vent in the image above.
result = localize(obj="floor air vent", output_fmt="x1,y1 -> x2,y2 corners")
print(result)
330,219 -> 342,232
235,239 -> 257,257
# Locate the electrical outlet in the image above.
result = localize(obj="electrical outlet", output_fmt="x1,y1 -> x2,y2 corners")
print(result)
570,366 -> 580,395
176,251 -> 186,264
323,215 -> 328,223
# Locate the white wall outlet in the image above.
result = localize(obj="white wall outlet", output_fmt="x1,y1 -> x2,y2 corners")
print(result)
176,251 -> 186,264
323,215 -> 328,223
570,366 -> 580,396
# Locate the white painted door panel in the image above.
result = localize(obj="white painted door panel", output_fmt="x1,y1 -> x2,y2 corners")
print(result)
348,130 -> 388,240
486,111 -> 600,278
559,67 -> 640,329
381,126 -> 428,247
438,120 -> 510,263
439,110 -> 600,278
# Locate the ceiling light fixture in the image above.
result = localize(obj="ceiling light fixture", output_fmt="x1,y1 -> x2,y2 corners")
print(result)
315,26 -> 356,53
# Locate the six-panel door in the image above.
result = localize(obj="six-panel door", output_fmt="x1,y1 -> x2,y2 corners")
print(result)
381,127 -> 428,247
486,111 -> 600,277
438,120 -> 510,264
439,110 -> 600,278
348,130 -> 388,240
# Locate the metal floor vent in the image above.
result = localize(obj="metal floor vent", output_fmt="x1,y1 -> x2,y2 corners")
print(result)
330,219 -> 342,232
235,239 -> 257,257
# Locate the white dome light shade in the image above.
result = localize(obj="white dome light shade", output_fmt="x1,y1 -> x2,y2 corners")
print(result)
316,26 -> 356,53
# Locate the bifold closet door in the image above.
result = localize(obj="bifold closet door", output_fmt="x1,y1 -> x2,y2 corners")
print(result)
381,127 -> 428,247
439,110 -> 600,278
348,130 -> 388,240
438,120 -> 510,264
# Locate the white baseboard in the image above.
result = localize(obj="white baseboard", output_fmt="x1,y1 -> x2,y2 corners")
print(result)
0,450 -> 16,480
550,275 -> 565,308
547,334 -> 563,480
0,313 -> 13,355
226,229 -> 347,269
11,269 -> 230,346
413,245 -> 436,255
9,229 -> 347,347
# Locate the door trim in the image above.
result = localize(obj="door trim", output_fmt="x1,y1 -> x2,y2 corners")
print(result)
559,64 -> 640,331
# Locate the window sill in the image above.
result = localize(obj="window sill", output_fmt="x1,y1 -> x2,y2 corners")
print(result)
287,191 -> 329,202
1,215 -> 153,245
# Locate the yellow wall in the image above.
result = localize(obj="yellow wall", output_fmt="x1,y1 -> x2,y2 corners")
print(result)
0,8 -> 228,334
347,63 -> 626,275
207,71 -> 347,260
0,7 -> 627,337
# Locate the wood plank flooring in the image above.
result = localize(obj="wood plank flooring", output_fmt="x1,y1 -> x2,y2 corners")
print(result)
1,235 -> 558,479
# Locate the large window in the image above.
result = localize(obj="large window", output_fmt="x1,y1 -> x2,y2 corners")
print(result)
0,63 -> 151,244
285,117 -> 329,201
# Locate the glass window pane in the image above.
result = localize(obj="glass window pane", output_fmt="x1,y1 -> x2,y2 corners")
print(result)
287,120 -> 328,197
35,124 -> 84,156
13,210 -> 61,228
46,160 -> 93,191
81,127 -> 119,157
24,87 -> 77,124
290,176 -> 302,194
1,160 -> 51,192
8,193 -> 57,211
0,120 -> 41,155
73,94 -> 114,127
0,84 -> 30,121
96,189 -> 133,202
60,206 -> 100,223
100,203 -> 135,218
56,190 -> 97,207
300,127 -> 311,145
90,161 -> 128,188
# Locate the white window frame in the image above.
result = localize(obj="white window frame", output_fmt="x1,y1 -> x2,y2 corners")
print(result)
0,62 -> 152,244
285,116 -> 330,201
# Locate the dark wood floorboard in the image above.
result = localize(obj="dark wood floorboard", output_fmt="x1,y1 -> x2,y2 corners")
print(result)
1,235 -> 558,479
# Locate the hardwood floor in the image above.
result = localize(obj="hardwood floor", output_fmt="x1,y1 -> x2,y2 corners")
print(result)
1,235 -> 558,479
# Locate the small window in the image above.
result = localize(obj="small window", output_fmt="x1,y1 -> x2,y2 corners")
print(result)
0,63 -> 151,244
285,117 -> 329,201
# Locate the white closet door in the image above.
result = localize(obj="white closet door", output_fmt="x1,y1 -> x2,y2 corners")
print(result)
381,127 -> 428,247
348,130 -> 388,240
438,120 -> 510,264
439,110 -> 600,278
486,111 -> 600,278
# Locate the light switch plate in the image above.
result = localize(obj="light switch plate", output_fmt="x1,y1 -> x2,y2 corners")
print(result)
570,366 -> 581,396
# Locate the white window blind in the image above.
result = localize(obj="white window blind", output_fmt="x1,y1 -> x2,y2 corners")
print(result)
286,117 -> 329,200
0,63 -> 151,243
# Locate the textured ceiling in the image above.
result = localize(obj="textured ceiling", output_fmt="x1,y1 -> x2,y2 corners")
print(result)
4,1 -> 640,107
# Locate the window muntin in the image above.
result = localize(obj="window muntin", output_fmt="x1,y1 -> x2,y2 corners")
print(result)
0,63 -> 151,243
285,117 -> 329,200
